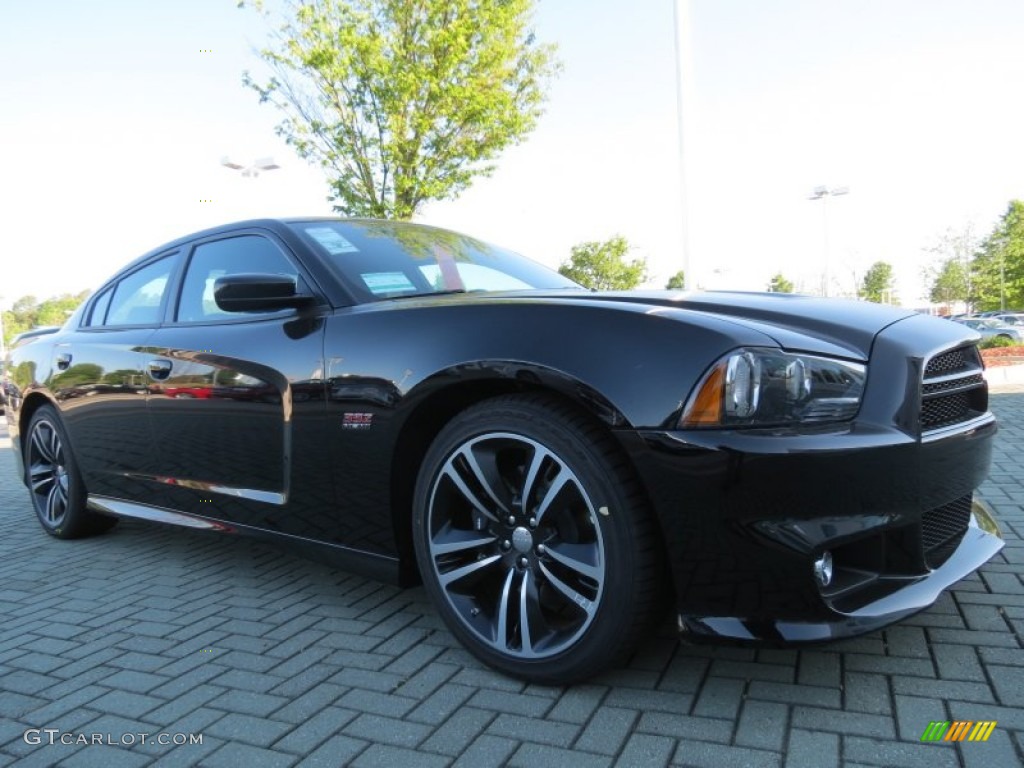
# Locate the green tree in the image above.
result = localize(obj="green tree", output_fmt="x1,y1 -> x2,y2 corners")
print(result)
928,258 -> 970,307
558,236 -> 647,291
767,273 -> 794,293
924,226 -> 976,311
242,0 -> 558,219
3,295 -> 38,346
665,270 -> 686,290
972,200 -> 1024,311
2,291 -> 90,347
861,261 -> 895,303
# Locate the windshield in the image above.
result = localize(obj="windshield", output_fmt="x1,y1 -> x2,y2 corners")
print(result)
288,220 -> 581,303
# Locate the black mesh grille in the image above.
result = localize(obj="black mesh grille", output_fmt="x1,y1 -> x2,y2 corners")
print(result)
920,345 -> 986,432
925,347 -> 980,378
921,392 -> 972,429
922,373 -> 985,395
922,495 -> 972,567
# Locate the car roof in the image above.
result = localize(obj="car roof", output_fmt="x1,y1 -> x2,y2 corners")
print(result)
103,217 -> 464,284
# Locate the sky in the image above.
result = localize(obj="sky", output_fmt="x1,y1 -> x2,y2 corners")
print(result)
2,0 -> 1024,309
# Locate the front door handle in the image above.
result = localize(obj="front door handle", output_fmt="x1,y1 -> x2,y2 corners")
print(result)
55,353 -> 72,371
148,360 -> 173,380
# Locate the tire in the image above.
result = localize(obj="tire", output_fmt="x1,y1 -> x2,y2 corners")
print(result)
24,405 -> 117,539
412,394 -> 665,683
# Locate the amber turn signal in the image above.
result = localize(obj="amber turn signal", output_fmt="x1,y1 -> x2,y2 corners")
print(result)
680,363 -> 724,426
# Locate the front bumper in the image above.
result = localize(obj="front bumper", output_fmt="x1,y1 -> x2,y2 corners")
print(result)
618,411 -> 1002,643
680,500 -> 1002,642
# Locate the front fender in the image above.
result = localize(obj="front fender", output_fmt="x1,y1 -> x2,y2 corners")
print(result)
325,299 -> 779,428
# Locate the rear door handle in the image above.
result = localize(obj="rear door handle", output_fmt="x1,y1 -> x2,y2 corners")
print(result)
148,360 -> 173,380
56,353 -> 72,371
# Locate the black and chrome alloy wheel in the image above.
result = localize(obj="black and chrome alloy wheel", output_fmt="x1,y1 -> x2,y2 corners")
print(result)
25,405 -> 115,539
427,432 -> 605,659
27,412 -> 72,528
413,395 -> 663,683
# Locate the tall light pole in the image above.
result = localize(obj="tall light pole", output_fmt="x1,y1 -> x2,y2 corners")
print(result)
673,0 -> 694,290
220,156 -> 282,220
999,245 -> 1006,311
808,185 -> 849,297
0,296 -> 6,364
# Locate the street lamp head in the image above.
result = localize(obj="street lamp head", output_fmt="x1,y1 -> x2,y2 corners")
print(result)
222,155 -> 281,178
806,185 -> 847,199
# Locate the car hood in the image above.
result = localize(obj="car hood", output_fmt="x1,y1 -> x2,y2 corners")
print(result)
369,290 -> 922,361
465,290 -> 917,361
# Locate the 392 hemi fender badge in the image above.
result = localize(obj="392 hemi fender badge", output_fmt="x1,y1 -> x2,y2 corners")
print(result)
342,412 -> 374,430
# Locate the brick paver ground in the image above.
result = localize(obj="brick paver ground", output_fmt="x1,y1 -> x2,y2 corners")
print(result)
1,387 -> 1022,767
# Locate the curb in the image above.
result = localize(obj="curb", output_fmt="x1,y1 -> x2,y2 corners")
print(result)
984,363 -> 1024,388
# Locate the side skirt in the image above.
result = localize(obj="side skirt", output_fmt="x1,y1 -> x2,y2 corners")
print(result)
86,494 -> 404,585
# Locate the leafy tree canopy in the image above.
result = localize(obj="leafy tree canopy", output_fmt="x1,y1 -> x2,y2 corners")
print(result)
2,291 -> 90,347
971,200 -> 1024,311
665,270 -> 686,290
242,0 -> 559,220
767,273 -> 794,293
924,226 -> 977,311
929,258 -> 970,307
860,261 -> 895,304
558,236 -> 647,291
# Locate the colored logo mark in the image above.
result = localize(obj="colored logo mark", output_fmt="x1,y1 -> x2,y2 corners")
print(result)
921,721 -> 997,742
341,412 -> 373,430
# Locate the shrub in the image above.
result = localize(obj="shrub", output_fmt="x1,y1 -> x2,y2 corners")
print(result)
978,335 -> 1018,349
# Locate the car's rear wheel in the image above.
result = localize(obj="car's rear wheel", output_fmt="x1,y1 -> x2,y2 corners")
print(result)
25,405 -> 116,539
413,394 -> 664,683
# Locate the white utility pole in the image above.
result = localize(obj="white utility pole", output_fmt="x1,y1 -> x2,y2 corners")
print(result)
673,0 -> 694,290
0,296 -> 6,364
808,185 -> 849,297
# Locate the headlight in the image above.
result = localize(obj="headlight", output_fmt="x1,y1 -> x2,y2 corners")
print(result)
680,349 -> 866,427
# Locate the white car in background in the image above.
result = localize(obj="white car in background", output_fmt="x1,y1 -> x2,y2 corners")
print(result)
993,313 -> 1024,327
954,317 -> 1024,342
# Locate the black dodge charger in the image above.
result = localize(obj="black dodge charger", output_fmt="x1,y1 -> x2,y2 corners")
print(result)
2,218 -> 1003,682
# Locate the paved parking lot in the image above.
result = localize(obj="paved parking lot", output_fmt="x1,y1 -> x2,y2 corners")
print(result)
1,389 -> 1022,767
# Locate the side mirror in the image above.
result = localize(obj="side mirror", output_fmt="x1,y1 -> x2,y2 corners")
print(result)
214,273 -> 315,312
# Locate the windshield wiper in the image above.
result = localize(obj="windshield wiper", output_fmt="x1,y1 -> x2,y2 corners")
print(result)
390,289 -> 469,300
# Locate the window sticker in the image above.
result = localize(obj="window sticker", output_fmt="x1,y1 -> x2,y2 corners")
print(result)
362,272 -> 417,294
305,227 -> 360,254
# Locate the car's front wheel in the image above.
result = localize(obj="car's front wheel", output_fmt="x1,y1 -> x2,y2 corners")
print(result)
25,405 -> 116,539
413,394 -> 664,683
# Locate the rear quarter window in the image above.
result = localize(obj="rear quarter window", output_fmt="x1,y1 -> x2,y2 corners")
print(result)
105,253 -> 177,326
